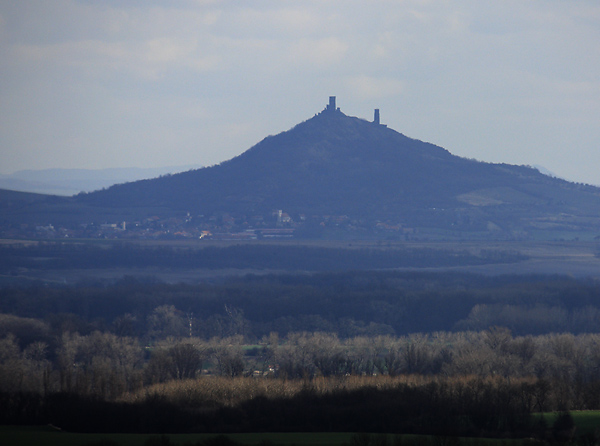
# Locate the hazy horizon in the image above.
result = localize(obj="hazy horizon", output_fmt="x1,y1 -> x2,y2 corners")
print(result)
0,164 -> 202,196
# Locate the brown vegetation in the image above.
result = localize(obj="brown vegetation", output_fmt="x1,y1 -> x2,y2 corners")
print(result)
2,326 -> 600,408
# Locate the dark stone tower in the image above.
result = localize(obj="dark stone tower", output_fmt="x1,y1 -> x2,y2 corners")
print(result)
374,109 -> 380,125
328,96 -> 336,112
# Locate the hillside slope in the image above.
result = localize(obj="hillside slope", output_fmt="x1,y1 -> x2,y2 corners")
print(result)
77,102 -> 600,233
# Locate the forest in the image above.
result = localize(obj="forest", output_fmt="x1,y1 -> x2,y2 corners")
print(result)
2,269 -> 600,441
2,270 -> 600,337
2,325 -> 600,438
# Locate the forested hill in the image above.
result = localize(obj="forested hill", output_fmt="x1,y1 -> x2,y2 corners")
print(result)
4,99 -> 600,238
75,101 -> 600,229
79,107 -> 458,215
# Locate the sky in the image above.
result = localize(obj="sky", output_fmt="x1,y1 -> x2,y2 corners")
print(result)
1,1 -> 600,185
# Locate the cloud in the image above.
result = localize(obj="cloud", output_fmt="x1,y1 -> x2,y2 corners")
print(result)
344,75 -> 404,100
288,38 -> 348,68
9,35 -> 221,81
227,7 -> 324,38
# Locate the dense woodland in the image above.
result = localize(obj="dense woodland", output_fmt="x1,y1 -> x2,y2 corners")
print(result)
2,269 -> 600,439
2,270 -> 600,338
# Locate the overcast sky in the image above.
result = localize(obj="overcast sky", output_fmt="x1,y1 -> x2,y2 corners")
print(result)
1,1 -> 599,184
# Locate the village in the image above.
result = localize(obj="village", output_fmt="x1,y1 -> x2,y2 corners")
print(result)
1,209 -> 413,241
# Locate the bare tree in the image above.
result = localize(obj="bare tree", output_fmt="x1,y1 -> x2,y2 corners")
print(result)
0,334 -> 25,391
168,340 -> 208,379
306,333 -> 348,377
224,304 -> 249,337
379,336 -> 403,377
484,326 -> 512,352
211,336 -> 245,377
57,331 -> 143,398
346,336 -> 378,375
274,332 -> 316,379
22,341 -> 52,394
147,305 -> 187,341
402,334 -> 431,375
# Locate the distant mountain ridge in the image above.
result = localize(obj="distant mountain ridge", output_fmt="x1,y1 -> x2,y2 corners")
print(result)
0,165 -> 202,196
3,98 -> 600,240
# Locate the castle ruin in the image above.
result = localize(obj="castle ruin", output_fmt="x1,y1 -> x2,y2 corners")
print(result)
323,97 -> 384,126
326,96 -> 338,112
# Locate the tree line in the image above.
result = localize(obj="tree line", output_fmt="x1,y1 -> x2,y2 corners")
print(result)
3,323 -> 600,392
1,327 -> 599,438
2,271 -> 600,339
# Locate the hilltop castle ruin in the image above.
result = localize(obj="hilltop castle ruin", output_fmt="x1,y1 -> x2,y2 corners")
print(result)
324,96 -> 384,126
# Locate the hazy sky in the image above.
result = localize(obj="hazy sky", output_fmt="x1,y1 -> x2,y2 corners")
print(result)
1,1 -> 600,184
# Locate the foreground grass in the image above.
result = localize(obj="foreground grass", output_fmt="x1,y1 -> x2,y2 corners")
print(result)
0,427 -> 524,446
532,411 -> 600,436
571,411 -> 600,435
1,427 -> 355,446
3,411 -> 600,446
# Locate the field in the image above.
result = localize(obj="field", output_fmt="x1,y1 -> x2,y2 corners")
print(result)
0,426 -> 351,446
533,411 -> 600,436
2,412 -> 599,445
0,426 -> 535,446
2,238 -> 600,285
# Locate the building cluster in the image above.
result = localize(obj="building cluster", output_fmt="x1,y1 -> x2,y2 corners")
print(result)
1,210 -> 412,241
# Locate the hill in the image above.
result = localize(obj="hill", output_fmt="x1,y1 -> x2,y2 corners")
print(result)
3,98 -> 600,240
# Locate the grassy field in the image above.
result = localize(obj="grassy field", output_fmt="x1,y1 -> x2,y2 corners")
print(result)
0,427 -> 528,446
3,411 -> 600,446
0,428 -> 531,446
4,419 -> 600,446
1,427 -> 356,446
533,411 -> 600,436
571,411 -> 600,435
